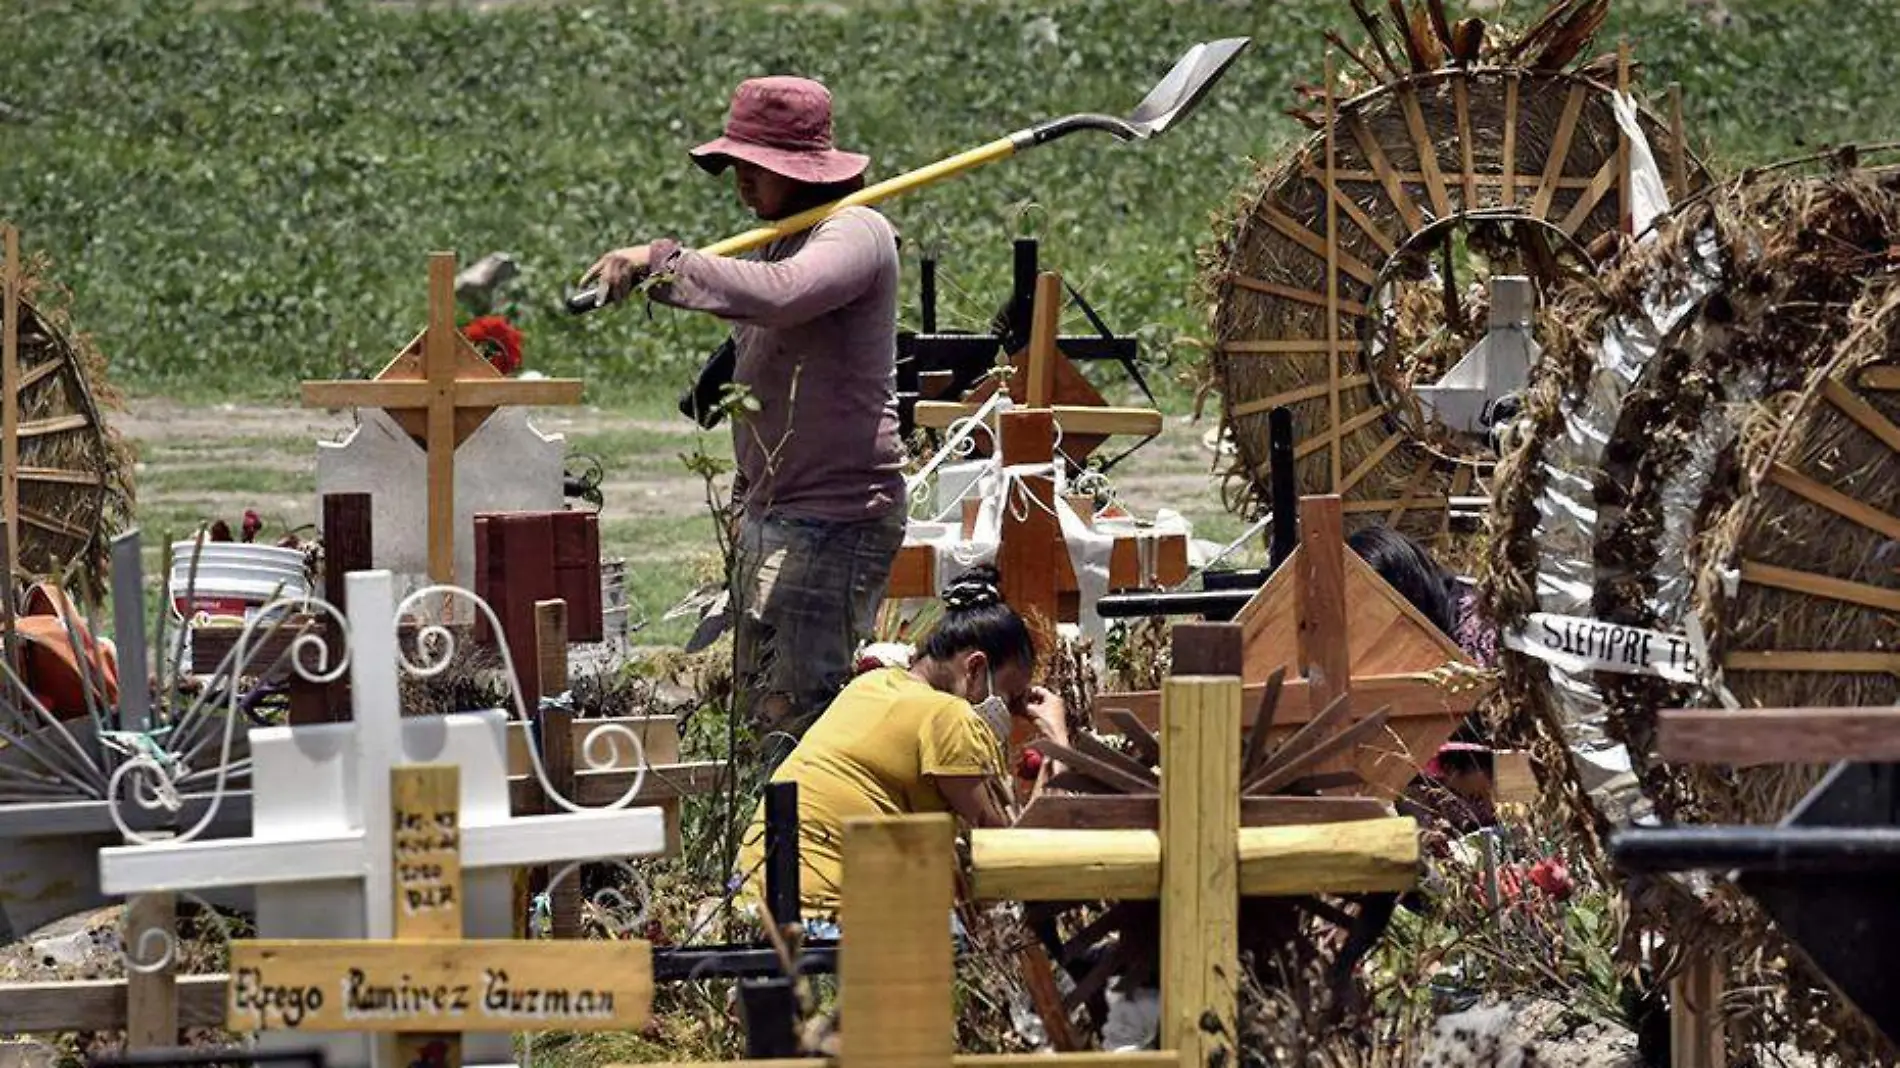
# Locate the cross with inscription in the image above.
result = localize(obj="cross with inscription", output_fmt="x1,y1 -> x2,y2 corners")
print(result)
302,253 -> 585,587
227,762 -> 652,1068
98,570 -> 668,1068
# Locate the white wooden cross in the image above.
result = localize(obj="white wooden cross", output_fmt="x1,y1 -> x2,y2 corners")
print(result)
98,571 -> 667,1068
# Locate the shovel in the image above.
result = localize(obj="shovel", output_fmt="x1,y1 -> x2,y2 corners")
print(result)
566,36 -> 1250,313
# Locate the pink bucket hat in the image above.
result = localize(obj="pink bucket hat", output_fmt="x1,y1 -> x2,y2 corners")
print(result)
690,76 -> 870,185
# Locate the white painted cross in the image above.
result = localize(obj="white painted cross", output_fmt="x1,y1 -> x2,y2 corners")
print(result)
97,571 -> 666,1068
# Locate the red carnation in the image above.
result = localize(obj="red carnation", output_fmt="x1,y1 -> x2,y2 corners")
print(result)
464,315 -> 523,376
1017,749 -> 1045,780
241,509 -> 263,544
1528,856 -> 1574,900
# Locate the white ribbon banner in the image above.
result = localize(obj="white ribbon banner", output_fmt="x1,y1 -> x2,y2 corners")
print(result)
1503,612 -> 1701,684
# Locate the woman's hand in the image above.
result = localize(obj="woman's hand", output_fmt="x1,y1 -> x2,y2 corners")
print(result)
1020,687 -> 1069,747
581,245 -> 653,306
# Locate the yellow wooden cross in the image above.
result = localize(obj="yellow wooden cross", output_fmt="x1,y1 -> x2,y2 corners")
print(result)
301,252 -> 585,586
641,624 -> 1417,1068
226,765 -> 652,1068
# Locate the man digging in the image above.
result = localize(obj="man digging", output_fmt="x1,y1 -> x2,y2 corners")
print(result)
585,76 -> 906,766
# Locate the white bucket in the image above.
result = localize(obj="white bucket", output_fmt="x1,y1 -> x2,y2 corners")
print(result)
169,541 -> 311,622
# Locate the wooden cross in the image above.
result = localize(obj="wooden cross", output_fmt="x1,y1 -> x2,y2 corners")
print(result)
2,224 -> 19,587
1091,495 -> 1493,798
226,763 -> 653,1068
645,623 -> 1418,1068
890,271 -> 1185,626
301,252 -> 585,586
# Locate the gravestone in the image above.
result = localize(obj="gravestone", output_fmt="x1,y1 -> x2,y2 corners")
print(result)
315,408 -> 564,601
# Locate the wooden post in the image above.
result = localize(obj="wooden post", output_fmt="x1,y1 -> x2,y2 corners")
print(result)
388,763 -> 465,1068
1323,51 -> 1342,490
1294,496 -> 1349,709
1667,82 -> 1689,202
423,253 -> 458,589
315,492 -> 372,723
1026,272 -> 1062,409
1616,40 -> 1633,236
1671,950 -> 1726,1068
839,815 -> 955,1068
1,224 -> 19,592
535,598 -> 583,939
998,409 -> 1060,629
1160,623 -> 1241,1067
123,892 -> 178,1051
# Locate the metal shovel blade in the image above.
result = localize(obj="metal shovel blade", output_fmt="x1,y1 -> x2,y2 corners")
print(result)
1126,37 -> 1251,138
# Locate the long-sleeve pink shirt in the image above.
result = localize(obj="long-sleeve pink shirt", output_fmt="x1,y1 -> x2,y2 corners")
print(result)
646,206 -> 905,522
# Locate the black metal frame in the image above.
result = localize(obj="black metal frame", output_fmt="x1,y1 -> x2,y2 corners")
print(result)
896,239 -> 1153,469
1611,761 -> 1900,1044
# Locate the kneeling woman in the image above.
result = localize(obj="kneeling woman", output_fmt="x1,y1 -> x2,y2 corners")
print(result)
737,567 -> 1066,917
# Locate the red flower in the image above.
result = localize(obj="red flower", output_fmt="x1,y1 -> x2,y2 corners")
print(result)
1528,856 -> 1574,900
464,315 -> 523,375
241,509 -> 263,543
1017,748 -> 1045,780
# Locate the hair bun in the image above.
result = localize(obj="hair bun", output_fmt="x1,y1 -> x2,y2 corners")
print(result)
940,566 -> 1003,612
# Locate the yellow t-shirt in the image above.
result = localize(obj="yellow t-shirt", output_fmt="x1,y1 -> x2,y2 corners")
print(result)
737,668 -> 1005,916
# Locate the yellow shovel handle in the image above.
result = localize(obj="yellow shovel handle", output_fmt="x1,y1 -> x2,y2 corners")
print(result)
697,135 -> 1020,258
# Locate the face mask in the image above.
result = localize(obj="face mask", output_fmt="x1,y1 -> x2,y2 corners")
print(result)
971,667 -> 1011,748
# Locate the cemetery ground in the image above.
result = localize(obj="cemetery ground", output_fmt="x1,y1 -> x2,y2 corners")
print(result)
118,391 -> 1259,650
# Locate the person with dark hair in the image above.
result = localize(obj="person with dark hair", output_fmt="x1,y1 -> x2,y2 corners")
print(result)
1346,525 -> 1460,638
1348,526 -> 1501,834
735,567 -> 1066,915
584,75 -> 905,757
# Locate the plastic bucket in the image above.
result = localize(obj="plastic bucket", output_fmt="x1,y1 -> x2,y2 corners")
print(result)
169,541 -> 311,622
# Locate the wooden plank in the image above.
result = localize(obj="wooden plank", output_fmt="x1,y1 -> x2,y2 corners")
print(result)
1250,709 -> 1392,795
508,761 -> 724,811
1400,86 -> 1452,219
1300,163 -> 1400,255
534,600 -> 584,937
125,892 -> 179,1049
1317,169 -> 1601,190
1531,84 -> 1587,220
1230,373 -> 1372,418
1668,83 -> 1689,201
1825,377 -> 1900,452
226,939 -> 652,1033
425,252 -> 458,586
1658,707 -> 1900,766
1739,560 -> 1900,614
1026,272 -> 1062,408
1454,77 -> 1477,208
1560,156 -> 1622,235
1324,54 -> 1345,493
1295,495 -> 1350,708
1013,793 -> 1389,830
16,412 -> 89,437
1295,404 -> 1390,461
999,409 -> 1061,628
1091,672 -> 1484,728
301,379 -> 586,410
12,466 -> 102,487
967,817 -> 1419,901
1670,949 -> 1726,1068
1857,365 -> 1900,391
1225,274 -> 1370,316
911,401 -> 1163,437
1616,41 -> 1633,235
1340,430 -> 1405,494
1159,663 -> 1240,1067
1348,113 -> 1423,233
840,815 -> 955,1068
1725,651 -> 1900,673
390,762 -> 463,1067
1260,205 -> 1377,286
1768,462 -> 1900,541
1385,459 -> 1436,524
18,356 -> 63,391
1217,338 -> 1357,355
2,225 -> 16,586
0,975 -> 228,1032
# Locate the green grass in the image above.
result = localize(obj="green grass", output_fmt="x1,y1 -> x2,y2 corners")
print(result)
6,0 -> 1898,405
